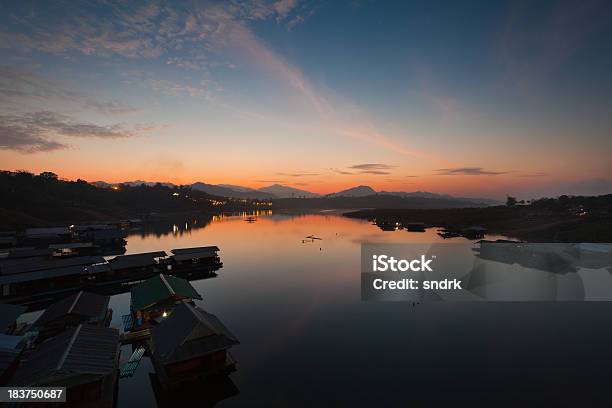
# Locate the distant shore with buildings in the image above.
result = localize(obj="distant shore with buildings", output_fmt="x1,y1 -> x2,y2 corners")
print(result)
344,194 -> 612,243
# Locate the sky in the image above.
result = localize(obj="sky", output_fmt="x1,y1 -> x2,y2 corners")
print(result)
0,0 -> 611,199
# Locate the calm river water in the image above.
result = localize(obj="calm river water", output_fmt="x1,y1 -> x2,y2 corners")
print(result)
112,212 -> 612,406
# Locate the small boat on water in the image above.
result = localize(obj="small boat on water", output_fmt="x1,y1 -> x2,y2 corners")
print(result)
463,226 -> 487,239
405,223 -> 426,232
305,235 -> 322,240
437,229 -> 462,239
375,220 -> 399,231
244,217 -> 257,223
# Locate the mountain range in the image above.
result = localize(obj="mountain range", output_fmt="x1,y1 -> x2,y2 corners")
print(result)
91,180 -> 500,205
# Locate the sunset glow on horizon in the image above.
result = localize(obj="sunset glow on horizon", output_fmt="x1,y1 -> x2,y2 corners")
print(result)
1,1 -> 611,199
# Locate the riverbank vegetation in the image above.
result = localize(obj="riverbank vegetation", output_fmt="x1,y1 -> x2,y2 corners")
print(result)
0,170 -> 258,229
344,195 -> 612,242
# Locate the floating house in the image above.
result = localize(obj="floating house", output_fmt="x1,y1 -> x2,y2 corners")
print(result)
475,241 -> 576,274
129,274 -> 202,328
0,256 -> 105,299
0,303 -> 26,334
31,291 -> 112,342
0,333 -> 26,385
405,222 -> 426,232
73,224 -> 118,233
10,325 -> 120,407
106,251 -> 166,282
22,227 -> 73,247
0,233 -> 17,249
437,229 -> 461,239
1,247 -> 53,260
463,226 -> 487,239
0,304 -> 27,385
150,303 -> 239,389
167,246 -> 222,273
375,220 -> 399,231
84,228 -> 127,247
49,242 -> 101,258
0,246 -> 219,300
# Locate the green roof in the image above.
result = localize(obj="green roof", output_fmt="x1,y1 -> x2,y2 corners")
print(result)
130,274 -> 202,311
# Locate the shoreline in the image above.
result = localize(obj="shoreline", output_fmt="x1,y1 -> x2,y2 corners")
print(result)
343,198 -> 612,243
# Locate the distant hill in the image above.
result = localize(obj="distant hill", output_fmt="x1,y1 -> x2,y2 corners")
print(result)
90,180 -> 500,205
93,179 -> 312,199
217,184 -> 262,193
91,180 -> 112,188
190,182 -> 275,199
259,184 -> 320,198
379,190 -> 501,206
273,194 -> 490,210
121,180 -> 176,188
325,185 -> 500,205
327,185 -> 376,197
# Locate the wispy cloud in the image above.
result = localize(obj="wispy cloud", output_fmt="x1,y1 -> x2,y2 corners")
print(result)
84,99 -> 140,115
330,168 -> 354,175
0,1 -> 436,163
0,111 -> 156,153
276,171 -> 319,177
0,1 -> 306,60
0,124 -> 66,153
360,170 -> 391,175
435,167 -> 508,176
346,163 -> 398,175
0,65 -> 139,115
145,78 -> 211,99
349,163 -> 397,171
518,172 -> 549,177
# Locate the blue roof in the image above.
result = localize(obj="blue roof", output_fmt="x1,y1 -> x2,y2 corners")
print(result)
0,304 -> 26,331
0,334 -> 24,350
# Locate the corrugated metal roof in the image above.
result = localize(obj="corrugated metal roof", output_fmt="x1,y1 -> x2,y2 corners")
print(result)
25,227 -> 71,236
172,252 -> 218,262
151,303 -> 238,365
32,291 -> 110,329
0,304 -> 26,331
171,246 -> 220,255
130,274 -> 201,311
10,325 -> 119,386
0,265 -> 87,285
0,334 -> 24,350
90,229 -> 127,240
0,255 -> 105,275
5,247 -> 53,259
74,224 -> 116,232
49,242 -> 96,249
85,263 -> 112,274
0,349 -> 21,374
109,251 -> 166,270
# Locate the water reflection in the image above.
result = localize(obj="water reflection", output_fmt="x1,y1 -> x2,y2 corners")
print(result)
468,242 -> 612,301
125,211 -> 274,240
149,373 -> 239,407
106,213 -> 612,406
